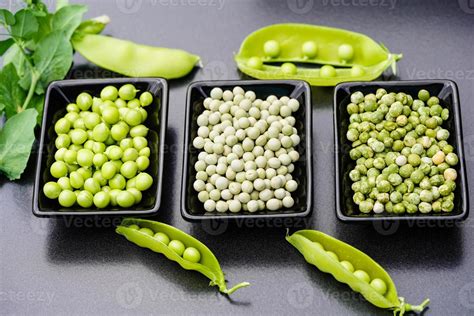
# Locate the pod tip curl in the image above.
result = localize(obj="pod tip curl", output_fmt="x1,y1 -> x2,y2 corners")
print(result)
394,297 -> 430,316
221,282 -> 251,295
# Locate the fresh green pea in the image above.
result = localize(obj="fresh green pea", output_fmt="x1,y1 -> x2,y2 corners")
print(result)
140,92 -> 153,106
281,63 -> 297,75
93,191 -> 110,208
135,172 -> 153,191
320,65 -> 336,78
118,84 -> 138,100
100,86 -> 118,101
58,190 -> 76,207
169,239 -> 186,256
154,232 -> 170,245
121,161 -> 138,179
76,92 -> 93,111
116,190 -> 135,207
183,247 -> 202,263
43,182 -> 62,199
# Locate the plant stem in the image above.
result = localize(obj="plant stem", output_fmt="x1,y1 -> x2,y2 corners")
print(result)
21,72 -> 39,111
223,282 -> 251,295
11,37 -> 40,112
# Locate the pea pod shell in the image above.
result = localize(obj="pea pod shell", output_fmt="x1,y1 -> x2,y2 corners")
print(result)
235,23 -> 402,86
116,218 -> 249,295
286,230 -> 399,309
72,34 -> 200,79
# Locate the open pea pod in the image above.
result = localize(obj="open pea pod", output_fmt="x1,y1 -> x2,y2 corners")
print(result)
116,218 -> 249,295
235,24 -> 402,86
286,230 -> 429,315
72,34 -> 200,79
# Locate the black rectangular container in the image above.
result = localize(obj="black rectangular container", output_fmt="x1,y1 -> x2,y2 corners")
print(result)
334,80 -> 469,222
181,80 -> 312,222
33,78 -> 168,217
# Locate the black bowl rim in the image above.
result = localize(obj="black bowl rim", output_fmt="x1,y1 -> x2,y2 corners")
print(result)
180,79 -> 313,221
32,78 -> 169,217
334,79 -> 469,222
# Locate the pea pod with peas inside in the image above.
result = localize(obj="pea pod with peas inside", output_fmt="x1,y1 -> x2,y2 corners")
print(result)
235,24 -> 402,86
116,218 -> 250,295
72,34 -> 200,79
286,230 -> 429,315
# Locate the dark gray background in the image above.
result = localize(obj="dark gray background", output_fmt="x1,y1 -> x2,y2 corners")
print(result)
1,0 -> 474,314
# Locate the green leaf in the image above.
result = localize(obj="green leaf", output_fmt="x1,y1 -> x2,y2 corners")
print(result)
0,103 -> 5,115
56,0 -> 70,11
33,31 -> 73,94
52,5 -> 87,39
26,0 -> 49,16
11,10 -> 39,40
29,94 -> 45,125
3,44 -> 32,91
0,108 -> 38,180
27,13 -> 53,51
0,9 -> 15,26
0,63 -> 27,118
0,38 -> 14,56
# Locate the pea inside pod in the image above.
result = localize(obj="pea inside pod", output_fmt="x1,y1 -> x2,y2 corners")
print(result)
72,34 -> 200,79
116,218 -> 250,295
234,24 -> 402,86
286,230 -> 429,315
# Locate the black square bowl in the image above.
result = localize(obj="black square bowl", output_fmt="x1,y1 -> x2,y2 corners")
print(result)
33,78 -> 168,217
181,80 -> 312,222
334,80 -> 469,222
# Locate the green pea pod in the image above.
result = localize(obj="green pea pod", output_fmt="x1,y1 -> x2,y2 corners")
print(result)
235,24 -> 403,86
286,230 -> 429,315
116,218 -> 249,295
72,34 -> 200,79
73,15 -> 110,36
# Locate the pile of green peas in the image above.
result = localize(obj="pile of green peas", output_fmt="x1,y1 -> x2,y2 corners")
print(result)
313,240 -> 388,296
192,87 -> 301,213
43,84 -> 154,208
130,224 -> 202,263
346,89 -> 459,214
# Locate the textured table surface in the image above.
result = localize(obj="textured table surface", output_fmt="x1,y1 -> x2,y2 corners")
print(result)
1,0 -> 474,315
